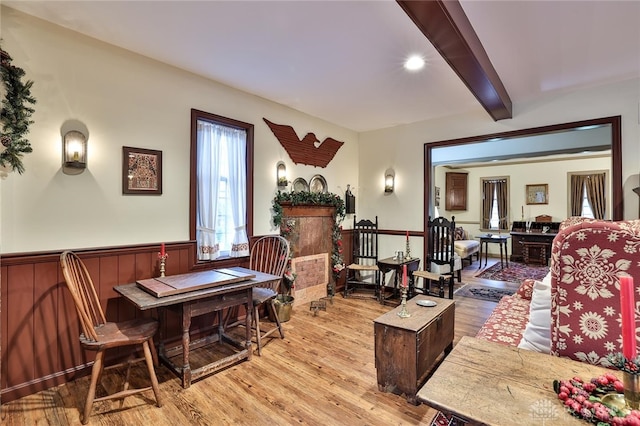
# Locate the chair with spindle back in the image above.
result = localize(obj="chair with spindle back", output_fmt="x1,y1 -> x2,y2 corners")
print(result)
344,216 -> 381,300
249,235 -> 290,355
60,251 -> 162,424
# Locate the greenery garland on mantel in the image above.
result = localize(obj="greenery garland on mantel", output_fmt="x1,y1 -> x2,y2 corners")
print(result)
272,191 -> 347,286
0,44 -> 37,174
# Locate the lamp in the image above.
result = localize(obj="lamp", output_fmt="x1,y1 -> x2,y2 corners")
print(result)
63,130 -> 87,169
276,161 -> 287,188
384,169 -> 395,193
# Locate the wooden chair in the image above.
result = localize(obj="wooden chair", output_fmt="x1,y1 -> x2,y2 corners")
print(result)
249,235 -> 290,355
344,216 -> 381,300
59,251 -> 162,424
414,216 -> 461,299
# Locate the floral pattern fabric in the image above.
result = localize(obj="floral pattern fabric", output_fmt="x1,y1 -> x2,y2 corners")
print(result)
475,292 -> 531,345
550,218 -> 640,367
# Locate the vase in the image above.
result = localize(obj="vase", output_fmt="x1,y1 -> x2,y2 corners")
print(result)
624,371 -> 640,410
269,294 -> 294,322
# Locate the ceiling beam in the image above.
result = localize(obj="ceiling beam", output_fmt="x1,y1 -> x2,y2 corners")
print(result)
397,0 -> 512,121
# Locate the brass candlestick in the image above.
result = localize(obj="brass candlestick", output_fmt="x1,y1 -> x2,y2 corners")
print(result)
624,371 -> 640,410
158,253 -> 168,277
397,286 -> 410,318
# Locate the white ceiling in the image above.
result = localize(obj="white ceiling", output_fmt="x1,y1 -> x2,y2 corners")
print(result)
4,0 -> 640,133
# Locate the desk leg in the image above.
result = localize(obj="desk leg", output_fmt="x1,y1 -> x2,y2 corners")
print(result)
499,243 -> 504,268
181,304 -> 192,389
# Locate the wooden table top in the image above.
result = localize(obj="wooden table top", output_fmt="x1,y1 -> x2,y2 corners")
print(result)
416,336 -> 615,425
114,267 -> 280,310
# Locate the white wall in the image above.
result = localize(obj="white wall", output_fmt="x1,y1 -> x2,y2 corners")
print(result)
360,79 -> 640,257
0,7 -> 359,254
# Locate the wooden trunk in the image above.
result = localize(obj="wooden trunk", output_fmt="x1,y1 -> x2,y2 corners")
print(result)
373,296 -> 455,404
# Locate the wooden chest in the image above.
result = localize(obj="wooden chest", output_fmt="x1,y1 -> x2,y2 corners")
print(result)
374,296 -> 455,404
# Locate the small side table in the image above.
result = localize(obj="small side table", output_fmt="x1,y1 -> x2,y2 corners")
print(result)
477,235 -> 510,269
378,256 -> 421,303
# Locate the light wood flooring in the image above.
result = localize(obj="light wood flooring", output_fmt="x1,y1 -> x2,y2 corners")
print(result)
1,259 -> 517,425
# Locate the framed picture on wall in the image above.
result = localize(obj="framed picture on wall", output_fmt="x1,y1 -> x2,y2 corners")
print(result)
526,184 -> 548,205
434,186 -> 440,207
122,146 -> 162,195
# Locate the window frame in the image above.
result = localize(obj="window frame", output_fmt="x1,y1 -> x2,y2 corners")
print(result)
190,109 -> 254,264
480,176 -> 510,232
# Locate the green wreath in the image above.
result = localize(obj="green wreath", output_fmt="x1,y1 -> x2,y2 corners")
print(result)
1,45 -> 37,174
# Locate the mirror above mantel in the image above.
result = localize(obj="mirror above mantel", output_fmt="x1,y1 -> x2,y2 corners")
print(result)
423,116 -> 622,234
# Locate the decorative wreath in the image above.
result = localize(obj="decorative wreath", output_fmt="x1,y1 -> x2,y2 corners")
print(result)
0,44 -> 37,174
554,374 -> 640,425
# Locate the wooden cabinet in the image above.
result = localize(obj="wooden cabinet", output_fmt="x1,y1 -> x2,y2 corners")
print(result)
374,296 -> 455,404
445,172 -> 467,211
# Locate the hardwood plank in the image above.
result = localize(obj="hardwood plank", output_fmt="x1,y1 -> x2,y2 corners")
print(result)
1,259 -> 508,424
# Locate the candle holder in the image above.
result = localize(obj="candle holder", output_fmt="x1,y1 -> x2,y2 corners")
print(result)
397,286 -> 410,318
158,253 -> 168,277
405,238 -> 411,260
624,372 -> 640,410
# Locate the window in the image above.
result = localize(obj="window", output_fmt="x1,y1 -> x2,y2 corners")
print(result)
581,185 -> 595,219
481,177 -> 509,230
190,109 -> 254,261
569,172 -> 606,219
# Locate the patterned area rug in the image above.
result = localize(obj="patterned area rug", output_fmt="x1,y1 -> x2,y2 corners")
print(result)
454,284 -> 515,302
475,261 -> 549,284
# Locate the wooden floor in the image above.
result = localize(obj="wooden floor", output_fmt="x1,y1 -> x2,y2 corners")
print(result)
1,259 -> 516,425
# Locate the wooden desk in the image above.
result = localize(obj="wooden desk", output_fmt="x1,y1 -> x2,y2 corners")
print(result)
510,231 -> 556,264
374,295 -> 454,405
377,256 -> 421,302
417,336 -> 615,425
114,267 -> 280,388
477,235 -> 510,269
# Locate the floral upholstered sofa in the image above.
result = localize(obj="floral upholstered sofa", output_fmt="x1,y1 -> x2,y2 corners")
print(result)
476,217 -> 640,368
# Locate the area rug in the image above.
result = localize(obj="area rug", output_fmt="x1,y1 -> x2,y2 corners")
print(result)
454,284 -> 515,302
475,261 -> 549,284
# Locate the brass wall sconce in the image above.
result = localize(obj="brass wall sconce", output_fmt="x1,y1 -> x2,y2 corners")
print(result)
276,161 -> 288,188
63,130 -> 87,170
384,169 -> 395,193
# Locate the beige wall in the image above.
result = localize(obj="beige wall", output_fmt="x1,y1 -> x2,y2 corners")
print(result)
0,7 -> 359,254
435,155 -> 611,228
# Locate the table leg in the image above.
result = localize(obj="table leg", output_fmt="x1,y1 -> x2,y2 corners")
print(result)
245,290 -> 253,361
483,242 -> 488,267
499,242 -> 504,268
181,304 -> 192,389
505,241 -> 509,267
478,242 -> 483,269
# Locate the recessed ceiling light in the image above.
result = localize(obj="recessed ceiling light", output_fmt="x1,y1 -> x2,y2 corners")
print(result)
404,55 -> 425,71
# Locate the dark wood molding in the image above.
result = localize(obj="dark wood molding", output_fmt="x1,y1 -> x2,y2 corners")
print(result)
397,0 -> 512,121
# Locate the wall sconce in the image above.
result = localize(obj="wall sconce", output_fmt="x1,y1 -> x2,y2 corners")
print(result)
384,169 -> 395,193
276,161 -> 288,188
63,130 -> 87,170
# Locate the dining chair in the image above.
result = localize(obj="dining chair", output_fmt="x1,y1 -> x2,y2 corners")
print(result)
344,216 -> 381,300
60,251 -> 162,424
249,235 -> 290,355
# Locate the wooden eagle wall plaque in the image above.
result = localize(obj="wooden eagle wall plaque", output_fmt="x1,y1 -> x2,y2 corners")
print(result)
264,118 -> 344,168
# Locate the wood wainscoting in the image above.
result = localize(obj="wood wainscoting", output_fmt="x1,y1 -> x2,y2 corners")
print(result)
0,241 -> 251,403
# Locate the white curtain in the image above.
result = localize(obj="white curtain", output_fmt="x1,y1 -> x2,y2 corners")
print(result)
197,121 -> 222,260
227,129 -> 249,257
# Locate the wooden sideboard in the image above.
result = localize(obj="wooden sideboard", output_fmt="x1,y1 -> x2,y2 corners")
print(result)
510,221 -> 560,263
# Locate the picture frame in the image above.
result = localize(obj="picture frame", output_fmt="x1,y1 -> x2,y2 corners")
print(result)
526,184 -> 548,205
122,146 -> 162,195
434,186 -> 441,207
